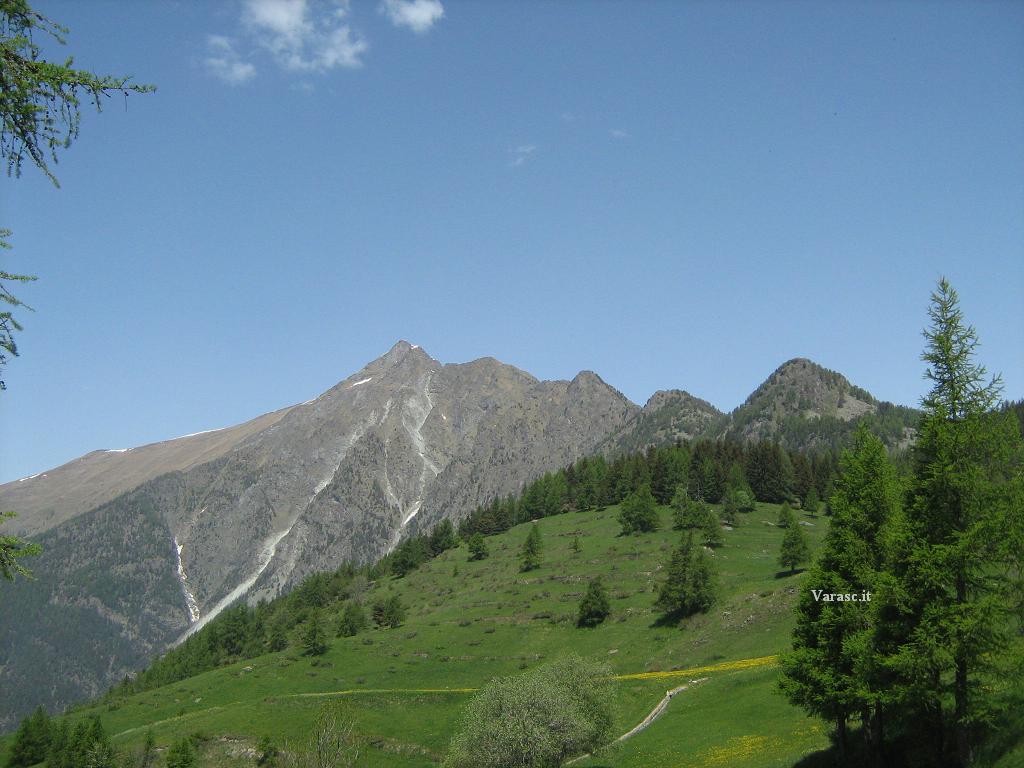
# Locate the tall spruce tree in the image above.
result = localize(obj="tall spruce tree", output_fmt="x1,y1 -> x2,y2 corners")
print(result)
656,533 -> 716,619
885,279 -> 1024,766
779,425 -> 903,758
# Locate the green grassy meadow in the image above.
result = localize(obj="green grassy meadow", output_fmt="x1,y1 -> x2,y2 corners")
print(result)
2,502 -> 834,766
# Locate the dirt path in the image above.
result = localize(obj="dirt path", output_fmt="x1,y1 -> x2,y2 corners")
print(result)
564,677 -> 709,766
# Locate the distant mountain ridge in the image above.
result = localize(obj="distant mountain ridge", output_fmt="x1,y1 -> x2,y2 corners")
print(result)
603,358 -> 918,454
0,344 -> 917,729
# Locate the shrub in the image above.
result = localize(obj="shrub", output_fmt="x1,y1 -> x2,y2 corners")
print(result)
444,655 -> 613,767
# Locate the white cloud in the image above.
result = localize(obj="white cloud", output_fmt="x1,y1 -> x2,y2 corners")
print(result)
380,0 -> 444,34
509,144 -> 536,167
204,35 -> 256,85
610,128 -> 630,139
242,0 -> 368,71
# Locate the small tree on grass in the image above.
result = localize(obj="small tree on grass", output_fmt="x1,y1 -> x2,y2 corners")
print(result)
671,486 -> 704,530
429,519 -> 458,556
468,532 -> 489,561
777,501 -> 794,528
444,654 -> 613,768
337,601 -> 367,638
656,534 -> 716,620
779,520 -> 810,574
735,489 -> 756,513
803,486 -> 820,515
577,577 -> 611,627
721,491 -> 739,527
571,535 -> 582,554
372,594 -> 406,628
701,508 -> 723,548
301,614 -> 328,656
520,523 -> 542,572
618,485 -> 660,534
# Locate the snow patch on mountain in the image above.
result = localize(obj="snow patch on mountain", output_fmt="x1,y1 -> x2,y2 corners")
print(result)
178,519 -> 298,642
174,538 -> 201,624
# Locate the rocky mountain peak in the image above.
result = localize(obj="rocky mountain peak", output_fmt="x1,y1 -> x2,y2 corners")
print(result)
727,357 -> 878,444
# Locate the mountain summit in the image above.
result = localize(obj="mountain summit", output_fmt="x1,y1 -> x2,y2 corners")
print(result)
0,343 -> 639,728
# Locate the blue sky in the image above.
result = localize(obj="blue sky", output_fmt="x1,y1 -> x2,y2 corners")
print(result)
2,0 -> 1022,483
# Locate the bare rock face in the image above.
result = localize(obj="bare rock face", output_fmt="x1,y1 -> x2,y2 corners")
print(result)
0,342 -> 638,728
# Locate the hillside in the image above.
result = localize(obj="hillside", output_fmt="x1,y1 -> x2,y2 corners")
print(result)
1,498 -> 833,768
0,348 -> 919,730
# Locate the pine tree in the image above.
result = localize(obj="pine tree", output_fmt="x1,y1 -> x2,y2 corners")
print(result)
577,577 -> 611,627
687,546 -> 717,614
721,490 -> 739,526
77,717 -> 113,768
778,519 -> 809,574
701,507 -> 723,548
803,486 -> 820,515
5,706 -> 51,768
618,485 -> 660,534
885,279 -> 1024,766
670,486 -> 703,530
428,519 -> 458,556
777,501 -> 794,528
520,523 -> 542,572
373,594 -> 406,628
571,535 -> 582,554
47,719 -> 71,768
779,424 -> 903,757
655,534 -> 692,618
301,614 -> 328,656
468,532 -> 489,561
0,512 -> 42,583
337,602 -> 367,638
735,489 -> 756,513
267,618 -> 289,651
656,534 -> 717,619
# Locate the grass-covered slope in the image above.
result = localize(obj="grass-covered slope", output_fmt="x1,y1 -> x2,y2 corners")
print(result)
2,501 -> 833,767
